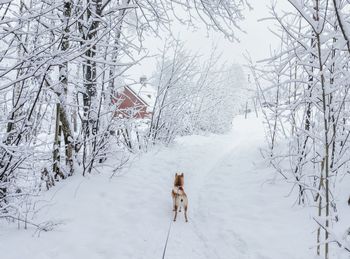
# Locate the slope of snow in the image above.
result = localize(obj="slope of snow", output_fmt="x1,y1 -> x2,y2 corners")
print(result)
1,115 -> 315,259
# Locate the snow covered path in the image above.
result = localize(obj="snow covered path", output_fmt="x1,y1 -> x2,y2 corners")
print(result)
1,116 -> 313,259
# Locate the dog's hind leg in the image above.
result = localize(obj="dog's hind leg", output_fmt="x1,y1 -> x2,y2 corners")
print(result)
172,191 -> 176,211
173,205 -> 178,221
184,205 -> 188,222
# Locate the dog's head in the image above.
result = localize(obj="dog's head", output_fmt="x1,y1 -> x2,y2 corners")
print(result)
174,172 -> 184,187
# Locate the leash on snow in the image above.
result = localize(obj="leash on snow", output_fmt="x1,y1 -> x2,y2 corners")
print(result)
161,219 -> 173,259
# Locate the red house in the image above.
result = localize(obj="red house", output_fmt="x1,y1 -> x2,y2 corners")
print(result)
113,79 -> 156,119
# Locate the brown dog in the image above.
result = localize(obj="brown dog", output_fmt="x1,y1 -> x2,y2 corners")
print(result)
171,173 -> 188,222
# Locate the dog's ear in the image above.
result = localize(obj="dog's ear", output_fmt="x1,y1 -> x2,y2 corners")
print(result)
175,172 -> 178,176
181,173 -> 184,176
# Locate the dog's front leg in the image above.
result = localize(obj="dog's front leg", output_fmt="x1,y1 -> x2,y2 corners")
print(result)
173,205 -> 178,221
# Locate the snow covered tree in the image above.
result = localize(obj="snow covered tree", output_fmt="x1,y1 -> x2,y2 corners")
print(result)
0,0 -> 250,225
251,1 -> 350,257
149,41 -> 248,144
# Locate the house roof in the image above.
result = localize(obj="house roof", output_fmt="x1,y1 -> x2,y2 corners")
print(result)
127,83 -> 157,109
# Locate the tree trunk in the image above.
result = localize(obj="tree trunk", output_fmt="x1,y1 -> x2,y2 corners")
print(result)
53,104 -> 64,179
82,0 -> 102,140
53,0 -> 73,179
315,0 -> 330,256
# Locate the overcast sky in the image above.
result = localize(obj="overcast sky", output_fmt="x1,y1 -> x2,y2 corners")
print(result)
127,0 -> 292,81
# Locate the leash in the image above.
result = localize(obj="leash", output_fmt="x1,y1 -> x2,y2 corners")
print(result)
161,219 -> 173,259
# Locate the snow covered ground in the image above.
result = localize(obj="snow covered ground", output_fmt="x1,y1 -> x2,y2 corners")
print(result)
1,115 -> 315,259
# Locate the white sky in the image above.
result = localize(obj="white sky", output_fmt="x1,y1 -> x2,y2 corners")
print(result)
127,0 -> 292,81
